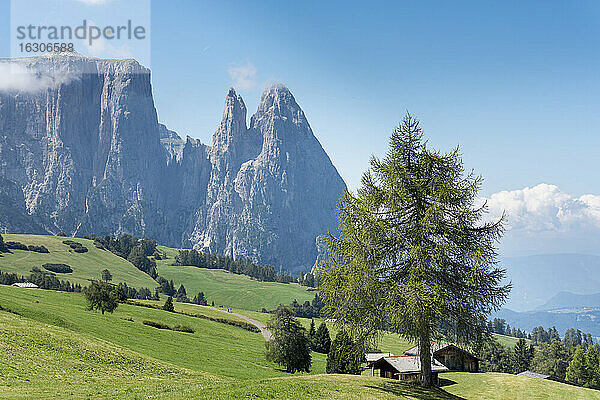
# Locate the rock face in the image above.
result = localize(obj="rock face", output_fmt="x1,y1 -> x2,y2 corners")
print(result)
0,54 -> 346,273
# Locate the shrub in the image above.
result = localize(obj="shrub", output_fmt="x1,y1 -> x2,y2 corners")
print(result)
27,245 -> 49,253
173,325 -> 195,333
42,263 -> 73,273
56,232 -> 68,237
62,240 -> 88,253
143,320 -> 170,330
6,241 -> 27,250
163,296 -> 175,312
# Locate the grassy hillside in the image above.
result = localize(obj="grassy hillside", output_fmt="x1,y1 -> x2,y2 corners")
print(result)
493,333 -> 527,349
2,285 -> 600,399
0,285 -> 306,379
155,245 -> 315,310
444,372 -> 600,400
0,234 -> 157,289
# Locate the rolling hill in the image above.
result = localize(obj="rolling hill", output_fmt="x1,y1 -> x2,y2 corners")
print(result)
0,234 -> 157,289
1,285 -> 599,399
154,245 -> 315,310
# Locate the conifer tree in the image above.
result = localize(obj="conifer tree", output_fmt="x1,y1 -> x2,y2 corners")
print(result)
326,328 -> 362,374
320,114 -> 510,386
163,296 -> 175,312
308,319 -> 316,348
265,305 -> 311,373
313,322 -> 332,354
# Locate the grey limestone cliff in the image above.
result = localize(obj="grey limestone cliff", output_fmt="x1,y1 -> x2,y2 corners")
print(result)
0,53 -> 346,273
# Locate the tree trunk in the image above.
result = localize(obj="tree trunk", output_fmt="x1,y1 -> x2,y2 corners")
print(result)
419,331 -> 433,387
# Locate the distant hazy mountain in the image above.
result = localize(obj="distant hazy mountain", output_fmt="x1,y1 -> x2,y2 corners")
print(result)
537,292 -> 600,311
492,307 -> 600,337
0,53 -> 346,274
501,254 -> 600,311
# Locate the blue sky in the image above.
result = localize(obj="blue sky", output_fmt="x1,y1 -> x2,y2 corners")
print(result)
1,0 -> 600,255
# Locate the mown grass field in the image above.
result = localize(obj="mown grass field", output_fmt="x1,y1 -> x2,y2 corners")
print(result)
2,285 -> 600,398
155,245 -> 315,310
0,234 -> 157,289
1,236 -> 599,399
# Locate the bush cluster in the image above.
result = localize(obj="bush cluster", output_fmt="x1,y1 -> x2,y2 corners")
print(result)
42,263 -> 73,273
5,241 -> 50,253
62,240 -> 88,253
127,300 -> 260,333
142,320 -> 171,329
174,249 -> 295,284
172,325 -> 195,333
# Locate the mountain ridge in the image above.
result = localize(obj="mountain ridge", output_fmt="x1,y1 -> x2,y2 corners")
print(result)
0,54 -> 346,273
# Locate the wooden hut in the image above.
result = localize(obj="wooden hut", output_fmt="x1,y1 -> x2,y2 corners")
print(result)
371,356 -> 449,384
403,342 -> 480,372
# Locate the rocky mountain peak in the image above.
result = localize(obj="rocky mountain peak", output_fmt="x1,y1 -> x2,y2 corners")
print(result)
252,84 -> 308,132
0,56 -> 346,274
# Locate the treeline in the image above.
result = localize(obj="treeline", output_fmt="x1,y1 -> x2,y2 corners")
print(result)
117,282 -> 158,301
155,277 -> 209,305
487,318 -> 529,339
0,268 -> 82,292
289,293 -> 324,319
90,234 -> 158,278
174,249 -> 296,284
480,324 -> 600,389
0,233 -> 49,254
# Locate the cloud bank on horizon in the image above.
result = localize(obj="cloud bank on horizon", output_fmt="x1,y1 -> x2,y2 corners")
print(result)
480,183 -> 600,256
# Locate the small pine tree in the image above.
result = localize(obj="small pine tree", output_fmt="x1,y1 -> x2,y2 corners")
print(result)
163,296 -> 175,312
101,269 -> 113,281
326,328 -> 362,374
153,288 -> 160,301
308,319 -> 316,348
265,305 -> 312,373
313,322 -> 332,354
513,338 -> 534,373
175,284 -> 189,302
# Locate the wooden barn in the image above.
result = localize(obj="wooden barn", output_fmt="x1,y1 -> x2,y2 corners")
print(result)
371,356 -> 449,384
403,342 -> 480,372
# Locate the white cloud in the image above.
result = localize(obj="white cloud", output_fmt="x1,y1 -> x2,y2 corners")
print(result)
0,63 -> 54,92
228,63 -> 257,90
481,184 -> 600,234
478,184 -> 600,256
0,60 -> 80,93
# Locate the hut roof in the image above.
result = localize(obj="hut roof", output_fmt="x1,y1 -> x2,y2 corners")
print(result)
517,371 -> 551,379
365,352 -> 394,363
404,342 -> 481,360
11,282 -> 39,288
373,356 -> 449,374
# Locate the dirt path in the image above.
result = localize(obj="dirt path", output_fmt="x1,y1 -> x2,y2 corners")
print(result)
200,305 -> 272,341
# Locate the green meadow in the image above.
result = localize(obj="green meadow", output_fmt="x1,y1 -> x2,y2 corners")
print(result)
155,245 -> 315,310
1,234 -> 599,399
0,234 -> 156,288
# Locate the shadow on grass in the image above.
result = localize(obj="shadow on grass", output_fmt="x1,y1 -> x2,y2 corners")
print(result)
366,380 -> 466,400
439,378 -> 458,387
